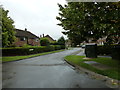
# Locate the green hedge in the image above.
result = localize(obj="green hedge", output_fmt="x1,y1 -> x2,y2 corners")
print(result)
54,45 -> 61,50
60,45 -> 65,49
97,44 -> 120,56
2,45 -> 65,56
97,45 -> 112,55
111,45 -> 120,60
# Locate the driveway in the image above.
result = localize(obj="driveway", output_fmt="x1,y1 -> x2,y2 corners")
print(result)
2,48 -> 113,88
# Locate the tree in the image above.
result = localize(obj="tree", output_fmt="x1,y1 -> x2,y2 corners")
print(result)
56,2 -> 119,45
40,38 -> 50,46
90,2 -> 119,44
56,3 -> 87,46
1,7 -> 16,47
57,36 -> 65,45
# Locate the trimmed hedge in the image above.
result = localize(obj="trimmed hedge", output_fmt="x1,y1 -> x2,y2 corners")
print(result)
60,45 -> 65,49
2,45 -> 65,56
54,45 -> 61,50
111,45 -> 120,60
97,45 -> 112,55
97,44 -> 120,56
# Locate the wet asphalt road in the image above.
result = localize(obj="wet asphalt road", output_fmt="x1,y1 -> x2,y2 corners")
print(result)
3,48 -> 111,88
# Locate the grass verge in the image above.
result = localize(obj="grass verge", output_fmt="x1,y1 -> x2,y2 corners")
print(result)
65,55 -> 120,80
2,49 -> 65,63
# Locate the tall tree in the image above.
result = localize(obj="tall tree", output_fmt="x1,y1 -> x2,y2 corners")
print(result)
56,2 -> 119,45
1,7 -> 16,47
91,2 -> 120,44
56,3 -> 87,46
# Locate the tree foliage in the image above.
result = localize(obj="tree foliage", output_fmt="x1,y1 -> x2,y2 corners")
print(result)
57,36 -> 65,45
56,2 -> 120,45
40,38 -> 50,46
1,7 -> 16,47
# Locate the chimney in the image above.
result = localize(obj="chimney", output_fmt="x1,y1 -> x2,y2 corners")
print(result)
40,35 -> 42,38
43,34 -> 44,37
25,28 -> 27,31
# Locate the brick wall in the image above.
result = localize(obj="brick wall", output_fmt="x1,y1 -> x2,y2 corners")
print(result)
28,38 -> 40,46
14,37 -> 27,47
14,37 -> 40,46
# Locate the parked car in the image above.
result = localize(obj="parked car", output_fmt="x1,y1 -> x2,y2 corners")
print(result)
82,45 -> 86,48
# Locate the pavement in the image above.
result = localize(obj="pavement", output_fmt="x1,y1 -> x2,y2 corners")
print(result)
2,48 -> 116,88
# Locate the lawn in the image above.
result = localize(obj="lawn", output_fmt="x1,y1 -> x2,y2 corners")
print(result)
65,55 -> 120,80
2,49 -> 65,63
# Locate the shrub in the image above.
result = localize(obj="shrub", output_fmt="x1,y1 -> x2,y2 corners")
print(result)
97,45 -> 111,55
40,38 -> 50,46
50,42 -> 59,45
60,45 -> 65,49
54,45 -> 61,50
97,44 -> 120,56
111,45 -> 120,60
57,36 -> 65,45
43,45 -> 55,52
2,45 -> 64,56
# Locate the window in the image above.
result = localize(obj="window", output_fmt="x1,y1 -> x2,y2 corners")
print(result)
36,38 -> 39,42
20,37 -> 26,41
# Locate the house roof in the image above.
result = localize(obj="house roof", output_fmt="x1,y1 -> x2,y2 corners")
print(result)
44,35 -> 55,41
15,29 -> 39,39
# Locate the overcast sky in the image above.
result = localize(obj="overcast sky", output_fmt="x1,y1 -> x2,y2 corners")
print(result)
0,0 -> 67,40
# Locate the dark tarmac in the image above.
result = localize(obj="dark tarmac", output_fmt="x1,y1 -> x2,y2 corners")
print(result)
2,48 -> 113,88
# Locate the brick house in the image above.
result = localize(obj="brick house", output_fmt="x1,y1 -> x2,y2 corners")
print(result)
14,28 -> 40,46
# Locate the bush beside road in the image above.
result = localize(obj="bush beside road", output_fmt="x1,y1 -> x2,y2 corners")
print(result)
2,45 -> 65,56
2,49 -> 65,63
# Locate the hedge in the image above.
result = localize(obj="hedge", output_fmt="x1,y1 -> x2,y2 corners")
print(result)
2,45 -> 65,56
54,45 -> 61,50
111,45 -> 120,60
60,45 -> 65,49
97,45 -> 112,55
97,44 -> 120,56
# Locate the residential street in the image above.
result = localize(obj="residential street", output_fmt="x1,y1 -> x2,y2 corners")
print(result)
2,48 -> 113,88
